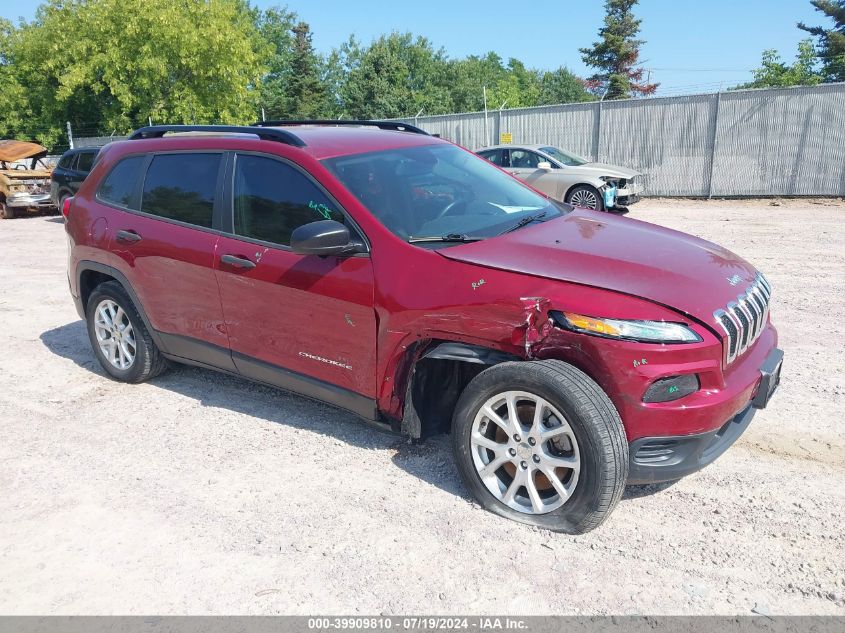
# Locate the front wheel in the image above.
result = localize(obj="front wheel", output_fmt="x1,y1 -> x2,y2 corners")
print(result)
452,360 -> 628,533
566,184 -> 604,211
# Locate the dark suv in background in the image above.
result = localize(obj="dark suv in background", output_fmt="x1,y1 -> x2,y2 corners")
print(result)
51,147 -> 99,207
64,121 -> 782,533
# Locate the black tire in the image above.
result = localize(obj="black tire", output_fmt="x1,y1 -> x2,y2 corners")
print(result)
85,281 -> 168,383
452,360 -> 628,534
0,203 -> 16,219
565,184 -> 605,211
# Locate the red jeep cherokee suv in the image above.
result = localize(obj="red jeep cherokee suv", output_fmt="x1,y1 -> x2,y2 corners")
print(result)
65,121 -> 783,533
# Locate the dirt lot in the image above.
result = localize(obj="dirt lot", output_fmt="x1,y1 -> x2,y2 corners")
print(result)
0,199 -> 843,615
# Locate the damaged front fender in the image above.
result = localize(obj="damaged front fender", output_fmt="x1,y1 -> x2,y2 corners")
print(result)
511,297 -> 553,359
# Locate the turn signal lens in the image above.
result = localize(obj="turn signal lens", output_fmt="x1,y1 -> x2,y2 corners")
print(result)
553,311 -> 702,344
563,312 -> 622,337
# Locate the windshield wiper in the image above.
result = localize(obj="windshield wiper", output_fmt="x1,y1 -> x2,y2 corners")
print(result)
497,211 -> 547,235
407,233 -> 483,244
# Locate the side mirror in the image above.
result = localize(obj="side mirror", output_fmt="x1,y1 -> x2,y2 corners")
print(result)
290,219 -> 365,257
537,161 -> 553,171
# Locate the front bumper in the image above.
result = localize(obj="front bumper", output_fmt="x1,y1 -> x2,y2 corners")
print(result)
627,347 -> 783,484
614,184 -> 642,207
616,193 -> 641,206
7,192 -> 53,209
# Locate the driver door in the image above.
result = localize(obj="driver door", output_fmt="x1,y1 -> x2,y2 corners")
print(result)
214,152 -> 378,405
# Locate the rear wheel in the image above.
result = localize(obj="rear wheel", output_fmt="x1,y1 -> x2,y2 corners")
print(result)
566,184 -> 604,211
86,281 -> 168,383
0,202 -> 16,219
452,360 -> 628,533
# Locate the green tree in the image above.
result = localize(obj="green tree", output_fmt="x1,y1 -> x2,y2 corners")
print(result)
285,22 -> 330,118
5,0 -> 266,147
580,0 -> 658,99
539,67 -> 594,105
336,33 -> 453,119
734,39 -> 823,89
798,0 -> 845,81
0,18 -> 27,140
253,5 -> 297,120
447,52 -> 509,112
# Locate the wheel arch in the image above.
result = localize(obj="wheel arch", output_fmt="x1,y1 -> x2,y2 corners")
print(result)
399,340 -> 521,440
76,261 -> 168,353
563,180 -> 604,203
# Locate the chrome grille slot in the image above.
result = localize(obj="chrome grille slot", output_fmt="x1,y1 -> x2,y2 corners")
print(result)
731,301 -> 750,353
714,274 -> 771,365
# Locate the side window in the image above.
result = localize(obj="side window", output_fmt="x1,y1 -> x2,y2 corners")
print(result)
478,150 -> 503,166
233,154 -> 344,247
509,150 -> 542,169
141,153 -> 220,229
97,155 -> 145,209
58,153 -> 75,169
76,151 -> 95,173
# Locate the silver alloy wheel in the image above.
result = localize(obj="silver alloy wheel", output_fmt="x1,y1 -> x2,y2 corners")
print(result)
93,299 -> 136,370
570,188 -> 599,210
470,391 -> 580,515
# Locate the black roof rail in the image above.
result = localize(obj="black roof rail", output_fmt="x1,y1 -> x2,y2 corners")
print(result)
127,125 -> 306,147
252,119 -> 429,136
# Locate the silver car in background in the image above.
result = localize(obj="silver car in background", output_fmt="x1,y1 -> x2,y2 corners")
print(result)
476,144 -> 642,212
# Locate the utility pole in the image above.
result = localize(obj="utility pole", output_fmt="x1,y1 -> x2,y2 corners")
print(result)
414,108 -> 424,128
261,108 -> 266,122
66,122 -> 74,149
483,86 -> 489,146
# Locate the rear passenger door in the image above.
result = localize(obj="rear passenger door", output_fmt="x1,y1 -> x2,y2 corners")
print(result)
213,152 -> 378,407
102,151 -> 234,370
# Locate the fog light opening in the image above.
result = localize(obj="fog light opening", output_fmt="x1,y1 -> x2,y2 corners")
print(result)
642,374 -> 700,403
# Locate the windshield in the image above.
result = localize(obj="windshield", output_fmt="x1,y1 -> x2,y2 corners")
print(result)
540,146 -> 589,167
323,144 -> 566,245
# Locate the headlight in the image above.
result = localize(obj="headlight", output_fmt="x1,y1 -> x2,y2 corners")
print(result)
551,311 -> 702,343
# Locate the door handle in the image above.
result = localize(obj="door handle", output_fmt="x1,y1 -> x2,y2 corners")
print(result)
221,254 -> 256,270
116,229 -> 142,244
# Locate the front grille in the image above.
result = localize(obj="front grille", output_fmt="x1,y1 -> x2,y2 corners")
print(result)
714,274 -> 771,364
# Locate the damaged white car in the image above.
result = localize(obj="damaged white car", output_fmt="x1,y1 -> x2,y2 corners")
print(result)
477,144 -> 642,213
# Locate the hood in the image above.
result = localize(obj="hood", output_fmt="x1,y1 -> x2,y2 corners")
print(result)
571,162 -> 640,180
438,210 -> 759,326
0,140 -> 48,163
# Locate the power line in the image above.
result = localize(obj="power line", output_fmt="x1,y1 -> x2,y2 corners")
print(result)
649,67 -> 754,72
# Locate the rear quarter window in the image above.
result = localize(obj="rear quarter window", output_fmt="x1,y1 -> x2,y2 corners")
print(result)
97,155 -> 145,209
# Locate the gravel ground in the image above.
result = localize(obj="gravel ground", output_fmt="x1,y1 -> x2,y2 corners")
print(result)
0,199 -> 843,615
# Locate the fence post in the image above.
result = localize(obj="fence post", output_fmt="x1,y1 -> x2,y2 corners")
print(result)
591,101 -> 602,161
706,90 -> 723,199
494,109 -> 501,145
66,121 -> 74,150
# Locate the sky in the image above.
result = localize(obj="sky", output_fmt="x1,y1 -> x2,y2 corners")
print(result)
0,0 -> 829,96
